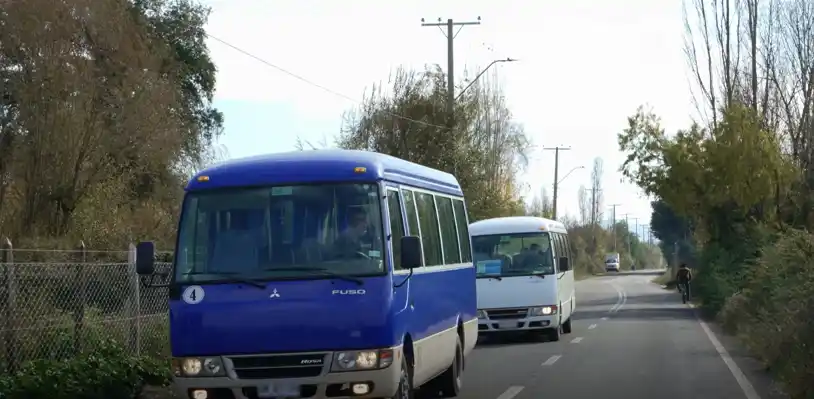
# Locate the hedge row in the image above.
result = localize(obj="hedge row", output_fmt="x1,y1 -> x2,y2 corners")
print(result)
0,338 -> 171,399
698,229 -> 814,399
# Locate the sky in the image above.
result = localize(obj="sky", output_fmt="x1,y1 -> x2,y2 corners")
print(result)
200,0 -> 696,238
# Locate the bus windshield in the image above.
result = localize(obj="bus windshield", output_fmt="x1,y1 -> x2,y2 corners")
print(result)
471,232 -> 555,277
174,183 -> 385,283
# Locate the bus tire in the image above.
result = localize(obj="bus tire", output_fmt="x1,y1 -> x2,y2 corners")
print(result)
392,355 -> 414,399
562,317 -> 573,334
424,335 -> 463,397
548,323 -> 561,342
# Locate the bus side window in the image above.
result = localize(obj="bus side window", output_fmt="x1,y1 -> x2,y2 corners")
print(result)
435,195 -> 461,264
401,189 -> 423,266
415,192 -> 443,266
386,189 -> 406,270
452,199 -> 472,262
552,233 -> 564,271
562,233 -> 573,263
401,189 -> 420,236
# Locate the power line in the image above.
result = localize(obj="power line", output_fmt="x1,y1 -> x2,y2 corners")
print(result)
206,34 -> 446,130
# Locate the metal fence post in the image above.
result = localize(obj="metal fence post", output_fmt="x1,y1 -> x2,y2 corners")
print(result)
72,241 -> 87,354
1,237 -> 19,373
127,243 -> 140,355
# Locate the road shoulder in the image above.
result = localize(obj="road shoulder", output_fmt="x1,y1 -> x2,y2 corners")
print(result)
653,280 -> 789,399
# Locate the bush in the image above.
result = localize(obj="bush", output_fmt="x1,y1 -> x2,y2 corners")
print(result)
718,229 -> 814,399
0,338 -> 171,399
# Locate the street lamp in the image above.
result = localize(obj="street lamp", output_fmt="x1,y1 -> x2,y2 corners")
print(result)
551,166 -> 584,219
557,166 -> 585,185
455,57 -> 517,102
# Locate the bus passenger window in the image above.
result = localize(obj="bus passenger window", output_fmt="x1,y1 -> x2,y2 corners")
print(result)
415,192 -> 443,266
435,195 -> 461,263
387,190 -> 406,270
452,199 -> 472,262
401,189 -> 421,237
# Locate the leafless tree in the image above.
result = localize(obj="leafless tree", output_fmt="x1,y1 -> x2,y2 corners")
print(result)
590,157 -> 604,225
577,185 -> 590,224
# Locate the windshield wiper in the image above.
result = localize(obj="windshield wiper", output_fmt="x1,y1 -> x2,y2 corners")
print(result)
184,271 -> 266,288
264,266 -> 364,286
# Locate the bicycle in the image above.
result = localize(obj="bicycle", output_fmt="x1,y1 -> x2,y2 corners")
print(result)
677,282 -> 690,304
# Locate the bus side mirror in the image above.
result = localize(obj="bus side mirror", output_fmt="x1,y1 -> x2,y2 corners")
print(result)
400,236 -> 423,269
136,241 -> 156,275
558,257 -> 570,272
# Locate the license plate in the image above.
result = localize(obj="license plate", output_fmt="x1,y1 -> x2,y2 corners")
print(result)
257,383 -> 300,398
498,320 -> 516,329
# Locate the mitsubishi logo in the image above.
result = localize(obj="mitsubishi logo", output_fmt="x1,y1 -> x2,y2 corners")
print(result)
269,289 -> 281,298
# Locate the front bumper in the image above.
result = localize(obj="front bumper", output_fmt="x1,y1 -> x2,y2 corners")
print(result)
172,347 -> 402,399
478,315 -> 557,333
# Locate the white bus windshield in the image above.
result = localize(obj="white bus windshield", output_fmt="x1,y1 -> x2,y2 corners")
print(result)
471,232 -> 555,277
174,183 -> 385,283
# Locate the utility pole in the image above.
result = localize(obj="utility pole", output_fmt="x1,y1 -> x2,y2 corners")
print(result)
629,217 -> 639,257
609,203 -> 621,251
420,17 -> 481,123
544,146 -> 571,220
421,17 -> 481,176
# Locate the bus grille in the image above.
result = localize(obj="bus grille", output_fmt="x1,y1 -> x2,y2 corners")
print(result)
229,353 -> 328,379
485,308 -> 528,320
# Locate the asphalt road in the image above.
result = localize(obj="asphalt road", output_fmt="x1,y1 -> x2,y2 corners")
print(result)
458,270 -> 789,399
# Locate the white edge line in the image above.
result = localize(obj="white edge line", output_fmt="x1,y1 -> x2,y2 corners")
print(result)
694,309 -> 761,399
541,355 -> 561,366
496,385 -> 525,399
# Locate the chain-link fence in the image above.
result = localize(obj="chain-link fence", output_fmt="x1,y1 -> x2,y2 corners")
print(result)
0,239 -> 172,373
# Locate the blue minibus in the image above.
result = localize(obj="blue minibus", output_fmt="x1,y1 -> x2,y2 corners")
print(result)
136,149 -> 477,399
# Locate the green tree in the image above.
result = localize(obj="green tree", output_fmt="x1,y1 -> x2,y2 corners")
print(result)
337,66 -> 529,221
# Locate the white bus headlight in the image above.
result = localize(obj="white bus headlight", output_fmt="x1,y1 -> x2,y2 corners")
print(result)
331,349 -> 393,371
172,357 -> 226,377
477,310 -> 486,319
529,306 -> 557,316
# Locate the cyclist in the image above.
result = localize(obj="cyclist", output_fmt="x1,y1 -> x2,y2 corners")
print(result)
675,263 -> 693,300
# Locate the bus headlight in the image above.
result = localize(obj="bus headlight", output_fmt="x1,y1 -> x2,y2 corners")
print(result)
477,310 -> 486,319
529,305 -> 557,316
331,349 -> 393,371
172,357 -> 225,377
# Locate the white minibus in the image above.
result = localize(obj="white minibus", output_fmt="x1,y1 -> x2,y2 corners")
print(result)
469,216 -> 576,341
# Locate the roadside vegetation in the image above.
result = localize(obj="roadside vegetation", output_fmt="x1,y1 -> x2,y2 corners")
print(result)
0,1 -> 665,398
319,66 -> 664,276
0,0 -> 220,396
618,0 -> 814,396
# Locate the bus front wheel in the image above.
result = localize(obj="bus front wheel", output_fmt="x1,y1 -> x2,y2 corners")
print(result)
392,355 -> 414,399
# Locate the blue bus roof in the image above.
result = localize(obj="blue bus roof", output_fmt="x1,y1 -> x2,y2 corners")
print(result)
187,149 -> 464,196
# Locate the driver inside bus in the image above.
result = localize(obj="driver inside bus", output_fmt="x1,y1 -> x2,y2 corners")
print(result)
332,207 -> 370,258
513,243 -> 554,274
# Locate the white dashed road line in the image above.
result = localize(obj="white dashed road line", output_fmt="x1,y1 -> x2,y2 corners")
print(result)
601,317 -> 608,321
570,337 -> 583,344
541,355 -> 561,366
496,386 -> 525,399
588,324 -> 597,330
